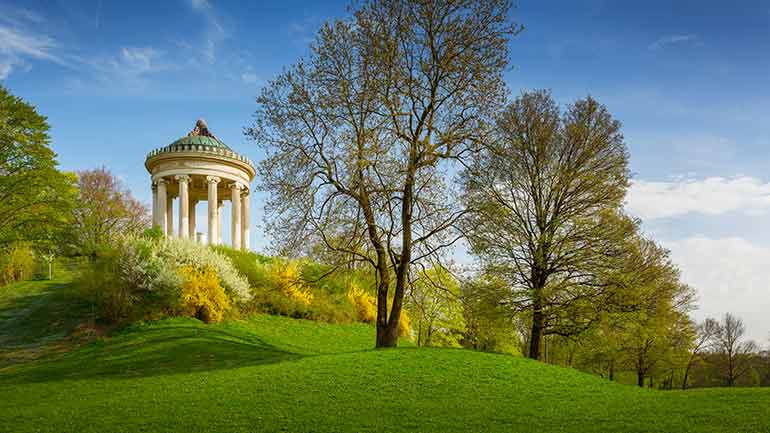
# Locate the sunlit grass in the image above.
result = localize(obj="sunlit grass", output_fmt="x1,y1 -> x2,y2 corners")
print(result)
0,279 -> 768,433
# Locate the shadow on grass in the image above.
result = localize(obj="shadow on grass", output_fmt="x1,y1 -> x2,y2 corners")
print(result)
0,279 -> 91,351
0,323 -> 303,385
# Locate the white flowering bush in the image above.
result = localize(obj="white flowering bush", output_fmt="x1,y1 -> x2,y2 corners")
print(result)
116,236 -> 181,297
156,238 -> 251,303
79,235 -> 251,323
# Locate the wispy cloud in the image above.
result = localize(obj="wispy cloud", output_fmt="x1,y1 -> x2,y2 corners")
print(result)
0,4 -> 45,25
240,69 -> 259,84
71,46 -> 168,91
188,0 -> 226,64
648,34 -> 697,50
287,15 -> 324,47
0,6 -> 61,79
627,176 -> 770,220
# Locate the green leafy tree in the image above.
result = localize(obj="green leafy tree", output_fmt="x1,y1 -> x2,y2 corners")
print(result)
463,90 -> 633,360
409,266 -> 465,347
0,85 -> 77,248
0,242 -> 35,285
460,274 -> 522,355
250,0 -> 520,347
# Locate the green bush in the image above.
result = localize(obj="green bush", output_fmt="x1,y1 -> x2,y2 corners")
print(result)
216,246 -> 360,324
0,242 -> 35,286
78,236 -> 250,323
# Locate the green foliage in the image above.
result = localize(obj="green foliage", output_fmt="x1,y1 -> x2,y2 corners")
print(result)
0,85 -> 77,248
141,227 -> 164,241
0,242 -> 35,286
213,246 -> 272,287
409,267 -> 466,347
78,237 -> 249,323
461,275 -> 522,356
463,91 -> 634,359
216,246 -> 363,324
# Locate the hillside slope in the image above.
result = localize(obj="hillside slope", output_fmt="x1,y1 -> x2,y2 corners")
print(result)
1,280 -> 769,433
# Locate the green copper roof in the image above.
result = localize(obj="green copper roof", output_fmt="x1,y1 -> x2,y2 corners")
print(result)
168,135 -> 231,150
144,120 -> 255,169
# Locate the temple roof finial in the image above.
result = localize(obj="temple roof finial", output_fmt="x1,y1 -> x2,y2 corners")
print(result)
188,118 -> 217,139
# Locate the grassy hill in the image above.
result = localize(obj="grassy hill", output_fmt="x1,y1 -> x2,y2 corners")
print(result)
1,277 -> 769,433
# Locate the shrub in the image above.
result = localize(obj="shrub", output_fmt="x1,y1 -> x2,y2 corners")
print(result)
158,239 -> 250,304
213,246 -> 272,288
0,242 -> 35,285
178,266 -> 230,323
78,237 -> 181,322
347,283 -> 376,323
266,260 -> 313,305
399,309 -> 412,337
78,236 -> 249,323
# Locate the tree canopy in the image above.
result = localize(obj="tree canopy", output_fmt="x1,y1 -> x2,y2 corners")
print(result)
462,90 -> 633,359
0,85 -> 77,249
250,0 -> 521,347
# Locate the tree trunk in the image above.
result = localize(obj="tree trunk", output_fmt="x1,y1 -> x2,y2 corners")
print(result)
374,260 -> 393,348
417,321 -> 423,347
529,299 -> 544,360
609,359 -> 615,381
637,371 -> 645,387
682,362 -> 692,390
376,147 -> 417,348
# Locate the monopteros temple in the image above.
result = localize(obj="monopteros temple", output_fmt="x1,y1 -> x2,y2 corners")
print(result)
145,119 -> 256,249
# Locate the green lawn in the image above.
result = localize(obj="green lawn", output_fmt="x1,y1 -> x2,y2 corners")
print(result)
0,278 -> 769,432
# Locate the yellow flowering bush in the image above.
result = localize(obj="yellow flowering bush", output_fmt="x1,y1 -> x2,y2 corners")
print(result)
399,309 -> 412,337
178,266 -> 230,324
347,283 -> 376,323
267,260 -> 313,305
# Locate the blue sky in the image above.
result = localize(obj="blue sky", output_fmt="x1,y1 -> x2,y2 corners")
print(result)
2,0 -> 769,342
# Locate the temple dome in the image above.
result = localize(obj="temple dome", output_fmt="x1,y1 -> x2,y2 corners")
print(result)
145,119 -> 255,170
168,134 -> 231,150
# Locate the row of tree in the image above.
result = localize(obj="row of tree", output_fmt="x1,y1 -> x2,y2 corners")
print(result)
0,85 -> 149,280
250,0 -> 767,388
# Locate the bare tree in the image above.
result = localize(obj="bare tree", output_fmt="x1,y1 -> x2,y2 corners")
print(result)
249,0 -> 520,347
714,313 -> 759,387
71,167 -> 150,258
462,90 -> 632,360
682,317 -> 718,390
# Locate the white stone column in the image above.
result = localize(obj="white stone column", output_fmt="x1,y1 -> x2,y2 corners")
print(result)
241,189 -> 250,251
206,176 -> 220,245
217,201 -> 224,244
166,195 -> 174,238
189,200 -> 197,240
176,175 -> 190,239
151,182 -> 158,229
156,178 -> 167,235
231,183 -> 242,250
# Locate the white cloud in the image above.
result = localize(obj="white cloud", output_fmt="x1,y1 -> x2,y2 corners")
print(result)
648,34 -> 697,50
0,4 -> 44,26
118,47 -> 162,75
664,236 -> 770,344
77,46 -> 166,90
627,176 -> 770,220
0,24 -> 59,79
239,65 -> 261,84
187,0 -> 226,64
